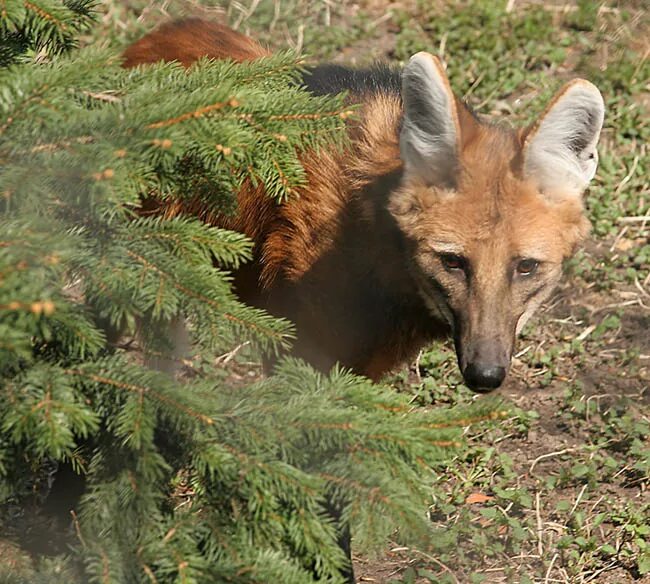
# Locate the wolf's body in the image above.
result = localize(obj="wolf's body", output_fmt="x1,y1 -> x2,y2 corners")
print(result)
124,18 -> 604,391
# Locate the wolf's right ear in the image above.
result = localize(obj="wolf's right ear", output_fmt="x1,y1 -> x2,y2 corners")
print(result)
522,80 -> 605,199
400,52 -> 461,187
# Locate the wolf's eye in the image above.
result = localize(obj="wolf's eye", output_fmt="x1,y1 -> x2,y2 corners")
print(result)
516,258 -> 539,276
439,253 -> 467,272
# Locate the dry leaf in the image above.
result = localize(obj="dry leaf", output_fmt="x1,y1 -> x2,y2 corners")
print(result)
465,492 -> 493,505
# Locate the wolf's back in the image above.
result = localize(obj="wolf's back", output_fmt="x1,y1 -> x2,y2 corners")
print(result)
122,19 -> 270,68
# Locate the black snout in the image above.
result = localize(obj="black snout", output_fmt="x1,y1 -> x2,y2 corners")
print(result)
463,363 -> 506,392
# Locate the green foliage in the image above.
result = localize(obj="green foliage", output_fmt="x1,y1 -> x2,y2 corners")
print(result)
0,0 -> 97,67
0,46 -> 355,357
395,0 -> 567,107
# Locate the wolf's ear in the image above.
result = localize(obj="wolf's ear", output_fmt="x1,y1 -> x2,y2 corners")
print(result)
400,52 -> 461,187
523,80 -> 604,198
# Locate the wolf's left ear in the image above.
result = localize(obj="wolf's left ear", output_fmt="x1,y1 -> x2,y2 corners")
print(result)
523,80 -> 604,198
400,52 -> 461,187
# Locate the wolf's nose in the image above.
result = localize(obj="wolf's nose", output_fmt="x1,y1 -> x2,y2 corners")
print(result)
463,363 -> 506,392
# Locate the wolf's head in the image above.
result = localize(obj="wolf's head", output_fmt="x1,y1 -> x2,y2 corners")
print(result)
390,53 -> 604,392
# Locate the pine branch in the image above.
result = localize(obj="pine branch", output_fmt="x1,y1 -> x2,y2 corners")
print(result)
0,0 -> 97,67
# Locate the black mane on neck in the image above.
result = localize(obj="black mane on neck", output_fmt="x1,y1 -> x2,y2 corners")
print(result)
301,63 -> 402,97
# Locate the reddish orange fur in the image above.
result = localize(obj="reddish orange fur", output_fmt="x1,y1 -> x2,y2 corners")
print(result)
122,19 -> 270,68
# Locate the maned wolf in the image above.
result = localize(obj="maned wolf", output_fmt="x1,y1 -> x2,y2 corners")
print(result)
124,19 -> 604,394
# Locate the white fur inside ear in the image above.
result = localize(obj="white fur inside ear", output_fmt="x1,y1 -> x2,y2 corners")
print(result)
400,52 -> 459,187
524,80 -> 604,197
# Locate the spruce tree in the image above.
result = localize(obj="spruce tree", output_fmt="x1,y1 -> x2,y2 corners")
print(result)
0,3 -> 501,582
0,0 -> 96,67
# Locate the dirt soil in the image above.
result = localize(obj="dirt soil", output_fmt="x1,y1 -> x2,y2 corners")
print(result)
353,240 -> 649,583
